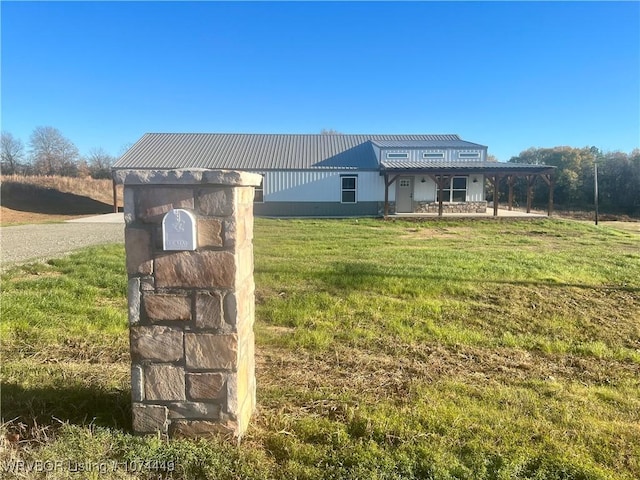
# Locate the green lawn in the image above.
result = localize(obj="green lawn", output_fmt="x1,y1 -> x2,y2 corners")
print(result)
1,218 -> 639,479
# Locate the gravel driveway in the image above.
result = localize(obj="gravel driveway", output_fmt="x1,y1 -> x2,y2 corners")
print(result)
1,222 -> 124,270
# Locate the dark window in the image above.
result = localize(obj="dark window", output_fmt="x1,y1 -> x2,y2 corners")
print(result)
387,152 -> 409,159
254,176 -> 264,203
438,176 -> 468,202
341,176 -> 357,203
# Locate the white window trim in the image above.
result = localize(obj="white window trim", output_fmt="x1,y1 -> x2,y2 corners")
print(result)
439,176 -> 468,203
423,152 -> 445,159
458,152 -> 480,159
340,175 -> 357,204
386,152 -> 409,159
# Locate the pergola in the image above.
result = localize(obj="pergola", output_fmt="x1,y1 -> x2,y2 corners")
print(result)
381,162 -> 556,218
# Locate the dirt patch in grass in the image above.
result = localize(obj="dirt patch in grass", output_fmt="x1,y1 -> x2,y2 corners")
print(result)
400,226 -> 476,239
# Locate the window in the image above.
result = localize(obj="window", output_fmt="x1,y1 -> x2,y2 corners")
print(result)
438,176 -> 468,202
459,152 -> 480,159
423,152 -> 444,159
399,179 -> 411,188
254,175 -> 264,203
341,176 -> 357,203
386,152 -> 409,159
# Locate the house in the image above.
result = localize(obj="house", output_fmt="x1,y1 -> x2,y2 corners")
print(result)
112,133 -> 555,217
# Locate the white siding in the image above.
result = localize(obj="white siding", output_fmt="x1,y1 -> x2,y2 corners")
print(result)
400,174 -> 486,202
467,174 -> 485,201
413,176 -> 437,202
382,148 -> 487,162
262,171 -> 384,202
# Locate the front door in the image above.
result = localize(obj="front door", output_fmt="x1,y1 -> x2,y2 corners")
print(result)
396,177 -> 413,213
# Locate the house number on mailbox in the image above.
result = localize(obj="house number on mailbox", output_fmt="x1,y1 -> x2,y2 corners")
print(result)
162,209 -> 197,251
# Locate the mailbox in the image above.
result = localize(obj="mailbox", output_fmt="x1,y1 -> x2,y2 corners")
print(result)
162,209 -> 197,251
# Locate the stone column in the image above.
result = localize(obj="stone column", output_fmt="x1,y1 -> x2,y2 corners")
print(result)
116,169 -> 261,442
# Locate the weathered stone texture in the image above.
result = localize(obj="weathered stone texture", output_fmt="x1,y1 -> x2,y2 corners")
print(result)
155,251 -> 235,288
136,188 -> 194,223
197,217 -> 223,247
170,420 -> 236,439
144,364 -> 185,401
144,294 -> 191,322
195,292 -> 223,330
140,276 -> 155,291
413,201 -> 488,214
168,402 -> 221,420
115,169 -> 262,187
236,187 -> 255,206
131,364 -> 144,402
196,188 -> 234,216
125,228 -> 153,275
187,373 -> 226,401
132,404 -> 168,433
185,333 -> 238,370
130,326 -> 183,362
236,245 -> 254,285
224,285 -> 254,328
124,188 -> 136,224
127,278 -> 141,326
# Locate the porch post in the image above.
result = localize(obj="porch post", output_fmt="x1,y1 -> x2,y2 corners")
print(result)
438,175 -> 444,217
526,175 -> 536,213
384,173 -> 389,218
548,176 -> 554,217
112,176 -> 118,213
507,175 -> 515,211
487,175 -> 502,217
540,173 -> 554,217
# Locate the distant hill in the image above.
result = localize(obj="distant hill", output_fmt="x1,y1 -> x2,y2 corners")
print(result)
0,175 -> 121,224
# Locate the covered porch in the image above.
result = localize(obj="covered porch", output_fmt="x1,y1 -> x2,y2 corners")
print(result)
381,163 -> 556,218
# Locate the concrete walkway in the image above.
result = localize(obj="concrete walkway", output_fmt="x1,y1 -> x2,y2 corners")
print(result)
66,212 -> 125,223
391,208 -> 548,219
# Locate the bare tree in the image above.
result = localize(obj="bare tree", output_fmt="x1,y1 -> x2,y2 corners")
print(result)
320,129 -> 343,135
1,132 -> 25,174
86,147 -> 116,179
29,126 -> 80,176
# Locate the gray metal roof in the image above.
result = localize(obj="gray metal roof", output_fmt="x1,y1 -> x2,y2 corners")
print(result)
113,133 -> 483,171
380,160 -> 555,173
371,139 -> 487,149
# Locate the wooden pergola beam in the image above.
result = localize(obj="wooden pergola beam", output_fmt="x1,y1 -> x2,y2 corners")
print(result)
486,175 -> 503,216
507,175 -> 516,211
427,174 -> 449,217
540,173 -> 555,216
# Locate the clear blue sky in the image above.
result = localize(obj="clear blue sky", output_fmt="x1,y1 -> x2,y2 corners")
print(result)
2,1 -> 639,161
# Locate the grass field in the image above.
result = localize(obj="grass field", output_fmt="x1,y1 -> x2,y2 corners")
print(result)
1,218 -> 639,479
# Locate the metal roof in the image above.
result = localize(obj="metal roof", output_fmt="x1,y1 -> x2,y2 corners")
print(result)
380,160 -> 555,174
113,133 -> 483,171
371,139 -> 487,149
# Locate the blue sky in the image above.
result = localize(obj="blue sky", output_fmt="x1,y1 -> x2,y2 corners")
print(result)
1,1 -> 638,161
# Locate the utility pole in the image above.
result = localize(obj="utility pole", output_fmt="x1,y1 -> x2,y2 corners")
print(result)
594,161 -> 599,225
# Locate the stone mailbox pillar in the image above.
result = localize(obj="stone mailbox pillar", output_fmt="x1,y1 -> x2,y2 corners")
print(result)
117,169 -> 261,441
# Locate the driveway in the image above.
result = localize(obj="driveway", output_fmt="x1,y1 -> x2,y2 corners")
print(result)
1,214 -> 125,270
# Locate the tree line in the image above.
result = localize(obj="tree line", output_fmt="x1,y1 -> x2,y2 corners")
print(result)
506,146 -> 640,215
1,126 -> 119,179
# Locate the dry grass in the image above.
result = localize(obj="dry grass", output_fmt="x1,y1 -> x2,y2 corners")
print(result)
0,175 -> 123,225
